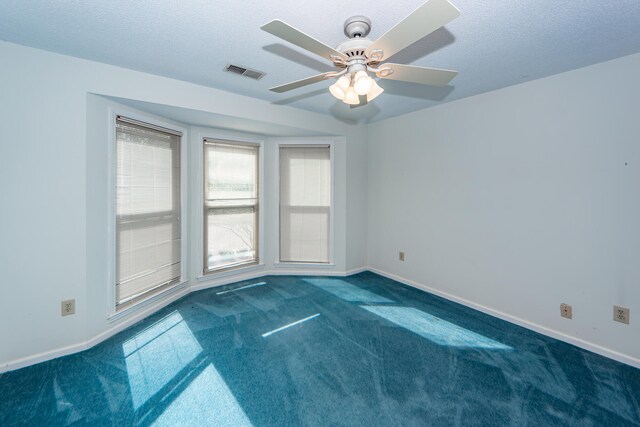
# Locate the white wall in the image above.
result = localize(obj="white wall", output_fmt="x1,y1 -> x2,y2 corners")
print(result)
345,124 -> 369,271
4,37 -> 638,371
367,52 -> 640,364
0,41 -> 369,370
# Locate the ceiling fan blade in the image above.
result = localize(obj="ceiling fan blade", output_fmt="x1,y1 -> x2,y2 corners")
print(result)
262,20 -> 347,61
350,95 -> 369,109
365,0 -> 460,61
270,72 -> 335,93
379,63 -> 457,86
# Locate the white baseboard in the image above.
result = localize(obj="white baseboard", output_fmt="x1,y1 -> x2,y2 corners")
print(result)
368,267 -> 640,369
344,266 -> 369,276
191,267 -> 366,293
6,266 -> 636,373
1,286 -> 190,373
0,342 -> 88,375
266,267 -> 367,277
191,270 -> 268,292
0,266 -> 369,373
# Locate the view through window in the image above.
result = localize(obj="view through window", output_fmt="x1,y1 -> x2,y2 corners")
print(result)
204,139 -> 259,273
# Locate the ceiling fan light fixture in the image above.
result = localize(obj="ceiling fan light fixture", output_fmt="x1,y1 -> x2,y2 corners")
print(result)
366,80 -> 384,102
329,74 -> 351,100
343,86 -> 360,105
262,0 -> 460,107
354,70 -> 373,95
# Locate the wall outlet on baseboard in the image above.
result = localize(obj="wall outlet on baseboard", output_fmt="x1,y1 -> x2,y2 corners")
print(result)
399,251 -> 405,262
560,303 -> 572,319
61,299 -> 75,316
614,306 -> 629,324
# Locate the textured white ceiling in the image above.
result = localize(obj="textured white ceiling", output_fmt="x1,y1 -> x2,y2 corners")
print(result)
1,1 -> 639,122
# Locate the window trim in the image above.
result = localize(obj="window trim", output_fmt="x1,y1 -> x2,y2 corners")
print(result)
107,108 -> 188,319
276,139 -> 335,265
198,133 -> 265,277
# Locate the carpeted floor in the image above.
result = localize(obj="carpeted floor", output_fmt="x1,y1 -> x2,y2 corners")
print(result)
1,272 -> 639,426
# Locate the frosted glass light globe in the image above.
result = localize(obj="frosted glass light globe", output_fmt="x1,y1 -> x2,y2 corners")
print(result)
366,80 -> 384,101
343,86 -> 360,105
329,75 -> 350,100
354,71 -> 373,95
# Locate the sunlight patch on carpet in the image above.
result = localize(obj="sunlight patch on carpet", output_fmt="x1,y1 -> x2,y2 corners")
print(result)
123,311 -> 202,409
152,364 -> 252,426
304,278 -> 393,303
362,306 -> 512,350
262,313 -> 321,338
216,282 -> 266,295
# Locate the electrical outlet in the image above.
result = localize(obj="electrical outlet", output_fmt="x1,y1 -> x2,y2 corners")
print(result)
613,305 -> 629,324
399,251 -> 405,262
560,303 -> 572,319
61,299 -> 75,316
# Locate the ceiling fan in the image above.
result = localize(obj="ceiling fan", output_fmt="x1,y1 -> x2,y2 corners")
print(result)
261,0 -> 460,108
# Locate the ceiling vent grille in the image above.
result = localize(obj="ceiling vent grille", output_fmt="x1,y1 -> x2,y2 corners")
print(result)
224,64 -> 266,80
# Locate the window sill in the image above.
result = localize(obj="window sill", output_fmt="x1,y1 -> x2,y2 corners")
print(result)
197,263 -> 266,281
272,262 -> 336,269
108,280 -> 188,323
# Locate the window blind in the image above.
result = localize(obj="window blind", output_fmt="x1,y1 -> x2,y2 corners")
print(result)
116,118 -> 181,307
279,145 -> 331,263
204,140 -> 259,272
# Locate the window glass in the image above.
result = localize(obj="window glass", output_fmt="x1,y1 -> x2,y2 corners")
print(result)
204,141 -> 259,272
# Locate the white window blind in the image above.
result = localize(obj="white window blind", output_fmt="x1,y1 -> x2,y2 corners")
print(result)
279,145 -> 331,263
204,140 -> 259,272
116,118 -> 181,308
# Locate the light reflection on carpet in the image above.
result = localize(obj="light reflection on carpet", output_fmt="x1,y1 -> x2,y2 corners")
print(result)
362,305 -> 512,350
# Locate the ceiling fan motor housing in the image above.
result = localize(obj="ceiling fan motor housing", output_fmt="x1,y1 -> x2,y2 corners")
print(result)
343,15 -> 371,38
336,38 -> 373,58
334,37 -> 377,74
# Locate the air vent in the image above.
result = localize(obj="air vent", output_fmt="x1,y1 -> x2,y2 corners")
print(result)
224,64 -> 266,80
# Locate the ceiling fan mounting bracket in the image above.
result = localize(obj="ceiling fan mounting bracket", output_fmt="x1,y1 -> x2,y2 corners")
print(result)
330,55 -> 348,67
343,16 -> 371,38
369,66 -> 394,78
368,49 -> 384,62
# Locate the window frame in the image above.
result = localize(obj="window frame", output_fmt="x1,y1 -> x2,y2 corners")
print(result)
276,139 -> 335,266
199,135 -> 264,277
107,109 -> 188,319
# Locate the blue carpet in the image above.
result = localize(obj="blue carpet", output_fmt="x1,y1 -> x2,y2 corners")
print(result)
1,272 -> 639,426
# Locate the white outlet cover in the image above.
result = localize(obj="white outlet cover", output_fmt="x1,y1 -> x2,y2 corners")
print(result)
560,303 -> 572,319
613,305 -> 629,324
61,299 -> 75,316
